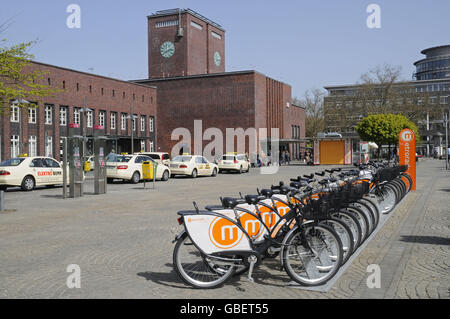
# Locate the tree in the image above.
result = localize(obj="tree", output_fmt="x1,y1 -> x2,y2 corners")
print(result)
294,88 -> 325,138
356,113 -> 420,158
0,39 -> 58,113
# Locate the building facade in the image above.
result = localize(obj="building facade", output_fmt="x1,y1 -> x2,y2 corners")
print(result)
148,9 -> 225,78
324,45 -> 450,157
2,61 -> 157,162
136,8 -> 305,161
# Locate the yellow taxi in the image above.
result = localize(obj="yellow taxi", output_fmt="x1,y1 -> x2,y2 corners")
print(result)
169,155 -> 218,178
0,155 -> 71,191
218,153 -> 250,174
106,153 -> 171,183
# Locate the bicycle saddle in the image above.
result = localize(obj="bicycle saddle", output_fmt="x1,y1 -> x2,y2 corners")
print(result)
204,205 -> 225,211
221,197 -> 245,209
260,189 -> 274,198
244,195 -> 261,205
318,179 -> 329,185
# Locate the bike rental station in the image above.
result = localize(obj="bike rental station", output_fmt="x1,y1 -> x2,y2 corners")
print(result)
171,130 -> 417,291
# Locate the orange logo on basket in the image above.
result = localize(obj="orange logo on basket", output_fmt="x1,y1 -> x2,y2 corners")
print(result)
209,217 -> 244,249
239,212 -> 264,239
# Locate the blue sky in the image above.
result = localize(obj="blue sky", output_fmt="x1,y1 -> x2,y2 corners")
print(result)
1,0 -> 449,98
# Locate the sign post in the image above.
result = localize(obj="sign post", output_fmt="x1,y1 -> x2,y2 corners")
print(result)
399,129 -> 416,191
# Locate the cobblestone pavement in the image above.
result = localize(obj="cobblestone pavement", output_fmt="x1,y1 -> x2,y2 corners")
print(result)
0,160 -> 448,299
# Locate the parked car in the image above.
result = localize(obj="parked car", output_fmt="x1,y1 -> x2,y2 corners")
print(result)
218,153 -> 250,174
0,155 -> 76,191
138,152 -> 171,166
106,154 -> 170,183
169,155 -> 218,178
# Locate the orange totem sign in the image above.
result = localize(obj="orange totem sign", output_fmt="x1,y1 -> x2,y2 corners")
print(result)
398,129 -> 416,191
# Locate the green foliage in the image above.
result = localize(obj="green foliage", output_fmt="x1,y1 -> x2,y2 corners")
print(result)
0,39 -> 59,113
356,113 -> 420,146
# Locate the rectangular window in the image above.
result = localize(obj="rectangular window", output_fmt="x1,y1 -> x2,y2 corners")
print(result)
86,111 -> 93,128
191,21 -> 203,30
140,140 -> 146,152
149,116 -> 155,133
121,113 -> 127,131
10,105 -> 19,123
74,108 -> 81,125
132,115 -> 137,131
10,135 -> 20,158
156,20 -> 179,28
211,31 -> 222,40
141,116 -> 146,132
150,141 -> 155,152
99,111 -> 105,127
110,112 -> 116,130
28,105 -> 37,124
441,96 -> 449,104
45,136 -> 53,157
60,106 -> 67,126
28,136 -> 37,157
45,105 -> 53,125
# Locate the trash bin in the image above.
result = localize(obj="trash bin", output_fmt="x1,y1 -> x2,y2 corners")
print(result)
142,161 -> 157,180
84,160 -> 91,173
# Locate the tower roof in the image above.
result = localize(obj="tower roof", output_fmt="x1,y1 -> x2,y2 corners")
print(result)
148,8 -> 225,32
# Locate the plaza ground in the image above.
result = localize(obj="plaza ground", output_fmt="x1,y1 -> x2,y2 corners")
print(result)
0,159 -> 448,299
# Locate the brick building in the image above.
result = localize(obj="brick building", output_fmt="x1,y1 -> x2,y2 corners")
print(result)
134,8 -> 306,161
1,8 -> 305,163
1,61 -> 157,162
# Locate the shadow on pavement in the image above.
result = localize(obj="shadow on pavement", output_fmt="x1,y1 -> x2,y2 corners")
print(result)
137,264 -> 191,290
399,235 -> 450,246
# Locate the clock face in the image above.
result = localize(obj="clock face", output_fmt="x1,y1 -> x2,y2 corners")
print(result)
214,51 -> 221,66
160,41 -> 175,58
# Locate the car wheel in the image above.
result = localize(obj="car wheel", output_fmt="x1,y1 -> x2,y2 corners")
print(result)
131,171 -> 140,184
0,185 -> 7,191
107,178 -> 114,183
212,168 -> 217,177
162,170 -> 170,181
191,169 -> 198,178
21,175 -> 35,191
239,166 -> 243,174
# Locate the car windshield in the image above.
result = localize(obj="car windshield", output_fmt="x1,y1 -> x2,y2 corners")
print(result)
172,156 -> 192,163
0,158 -> 25,167
222,156 -> 235,161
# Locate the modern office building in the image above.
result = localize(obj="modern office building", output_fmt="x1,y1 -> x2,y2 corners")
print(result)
324,45 -> 450,158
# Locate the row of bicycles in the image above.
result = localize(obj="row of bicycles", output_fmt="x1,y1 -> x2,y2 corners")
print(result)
172,161 -> 413,289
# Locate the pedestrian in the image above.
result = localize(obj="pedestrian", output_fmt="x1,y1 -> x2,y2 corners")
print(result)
286,150 -> 290,165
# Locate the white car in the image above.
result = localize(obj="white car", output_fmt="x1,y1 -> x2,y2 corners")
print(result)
106,154 -> 171,183
169,155 -> 218,178
138,152 -> 171,166
218,153 -> 250,174
0,156 -> 72,191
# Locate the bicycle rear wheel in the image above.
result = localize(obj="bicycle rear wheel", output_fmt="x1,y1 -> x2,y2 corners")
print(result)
173,232 -> 235,289
282,223 -> 343,286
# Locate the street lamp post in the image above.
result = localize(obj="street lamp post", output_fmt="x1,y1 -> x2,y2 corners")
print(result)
125,103 -> 137,154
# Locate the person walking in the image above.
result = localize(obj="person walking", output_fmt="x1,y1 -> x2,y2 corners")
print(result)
286,150 -> 290,165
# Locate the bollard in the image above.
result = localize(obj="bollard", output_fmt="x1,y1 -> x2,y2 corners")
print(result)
0,190 -> 4,211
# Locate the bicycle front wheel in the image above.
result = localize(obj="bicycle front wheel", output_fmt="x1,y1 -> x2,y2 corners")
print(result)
282,224 -> 343,286
173,232 -> 235,289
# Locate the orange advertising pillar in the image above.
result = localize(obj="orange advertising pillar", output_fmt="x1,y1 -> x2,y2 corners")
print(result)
399,129 -> 416,191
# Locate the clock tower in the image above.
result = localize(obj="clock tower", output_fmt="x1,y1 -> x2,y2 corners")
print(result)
147,9 -> 225,78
